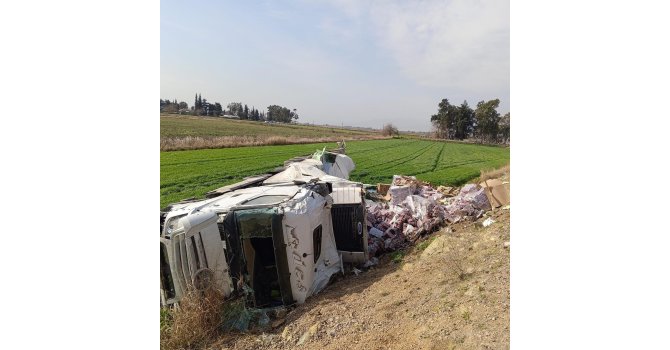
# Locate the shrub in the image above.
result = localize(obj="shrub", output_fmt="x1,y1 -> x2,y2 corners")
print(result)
160,288 -> 228,350
381,124 -> 399,137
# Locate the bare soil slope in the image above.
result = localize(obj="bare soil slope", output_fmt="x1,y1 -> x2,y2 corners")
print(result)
216,208 -> 510,350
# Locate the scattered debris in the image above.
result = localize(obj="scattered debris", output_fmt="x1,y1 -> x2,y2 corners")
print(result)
368,226 -> 384,238
363,257 -> 379,268
352,268 -> 362,276
376,183 -> 390,196
364,175 -> 492,259
480,178 -> 510,208
482,217 -> 495,227
503,241 -> 510,248
436,185 -> 459,197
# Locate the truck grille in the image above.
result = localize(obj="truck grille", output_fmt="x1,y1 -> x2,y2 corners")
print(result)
331,205 -> 365,252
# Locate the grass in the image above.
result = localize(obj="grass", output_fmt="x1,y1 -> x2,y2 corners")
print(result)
416,235 -> 438,251
477,164 -> 511,183
160,288 -> 229,350
160,138 -> 510,209
161,114 -> 379,138
390,251 -> 405,264
160,308 -> 172,331
461,310 -> 471,322
160,134 -> 387,151
160,114 -> 385,150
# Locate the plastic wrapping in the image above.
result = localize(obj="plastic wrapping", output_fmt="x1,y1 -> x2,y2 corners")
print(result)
365,177 -> 491,256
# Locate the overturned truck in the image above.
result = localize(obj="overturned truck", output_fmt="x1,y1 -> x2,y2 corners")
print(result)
160,145 -> 368,308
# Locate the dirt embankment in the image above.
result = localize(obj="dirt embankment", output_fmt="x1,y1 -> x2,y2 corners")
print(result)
215,208 -> 510,350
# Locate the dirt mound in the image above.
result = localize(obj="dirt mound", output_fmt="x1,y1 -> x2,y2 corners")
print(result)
214,207 -> 510,349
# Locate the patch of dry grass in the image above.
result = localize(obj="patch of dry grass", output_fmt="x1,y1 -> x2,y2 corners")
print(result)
160,135 -> 388,151
477,164 -> 510,183
160,288 -> 228,350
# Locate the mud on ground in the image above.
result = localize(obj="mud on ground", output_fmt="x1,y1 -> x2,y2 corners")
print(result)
214,206 -> 510,350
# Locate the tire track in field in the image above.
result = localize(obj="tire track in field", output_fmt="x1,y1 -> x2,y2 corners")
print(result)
346,140 -> 420,159
347,139 -> 420,154
430,142 -> 446,172
413,159 -> 489,177
358,143 -> 434,171
162,139 -> 402,167
162,140 -> 412,167
358,142 -> 437,173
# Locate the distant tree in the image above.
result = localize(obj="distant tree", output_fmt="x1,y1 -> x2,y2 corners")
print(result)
178,101 -> 188,110
382,123 -> 400,136
227,102 -> 242,116
250,107 -> 260,121
499,112 -> 510,144
454,100 -> 475,140
243,105 -> 249,119
474,99 -> 501,143
201,98 -> 209,115
266,105 -> 297,123
430,98 -> 457,139
160,99 -> 181,113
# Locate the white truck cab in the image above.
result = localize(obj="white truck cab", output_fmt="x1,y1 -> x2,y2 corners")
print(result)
160,150 -> 368,307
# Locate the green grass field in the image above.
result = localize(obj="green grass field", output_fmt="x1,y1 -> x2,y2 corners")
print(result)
161,114 -> 378,139
160,139 -> 509,209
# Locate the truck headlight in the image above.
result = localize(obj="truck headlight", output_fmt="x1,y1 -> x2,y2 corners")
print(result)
165,214 -> 186,235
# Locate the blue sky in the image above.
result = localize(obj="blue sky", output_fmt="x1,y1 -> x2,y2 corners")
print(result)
161,0 -> 509,132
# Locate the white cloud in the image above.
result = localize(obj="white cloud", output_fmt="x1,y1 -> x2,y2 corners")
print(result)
325,0 -> 509,94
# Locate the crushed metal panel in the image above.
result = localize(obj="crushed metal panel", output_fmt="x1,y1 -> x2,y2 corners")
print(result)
263,160 -> 327,185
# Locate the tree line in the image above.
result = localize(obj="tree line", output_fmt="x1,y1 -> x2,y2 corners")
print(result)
160,93 -> 298,123
430,98 -> 509,144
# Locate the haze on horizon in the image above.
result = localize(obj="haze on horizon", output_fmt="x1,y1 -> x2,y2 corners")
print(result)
161,0 -> 509,132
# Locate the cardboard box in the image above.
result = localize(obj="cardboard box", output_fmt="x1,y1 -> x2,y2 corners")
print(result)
376,183 -> 391,196
479,179 -> 510,208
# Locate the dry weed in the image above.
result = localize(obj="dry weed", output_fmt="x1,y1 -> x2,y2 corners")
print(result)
444,250 -> 469,282
477,164 -> 510,183
160,135 -> 389,151
160,288 -> 228,350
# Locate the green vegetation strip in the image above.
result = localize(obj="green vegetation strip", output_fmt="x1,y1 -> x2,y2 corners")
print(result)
160,139 -> 509,209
